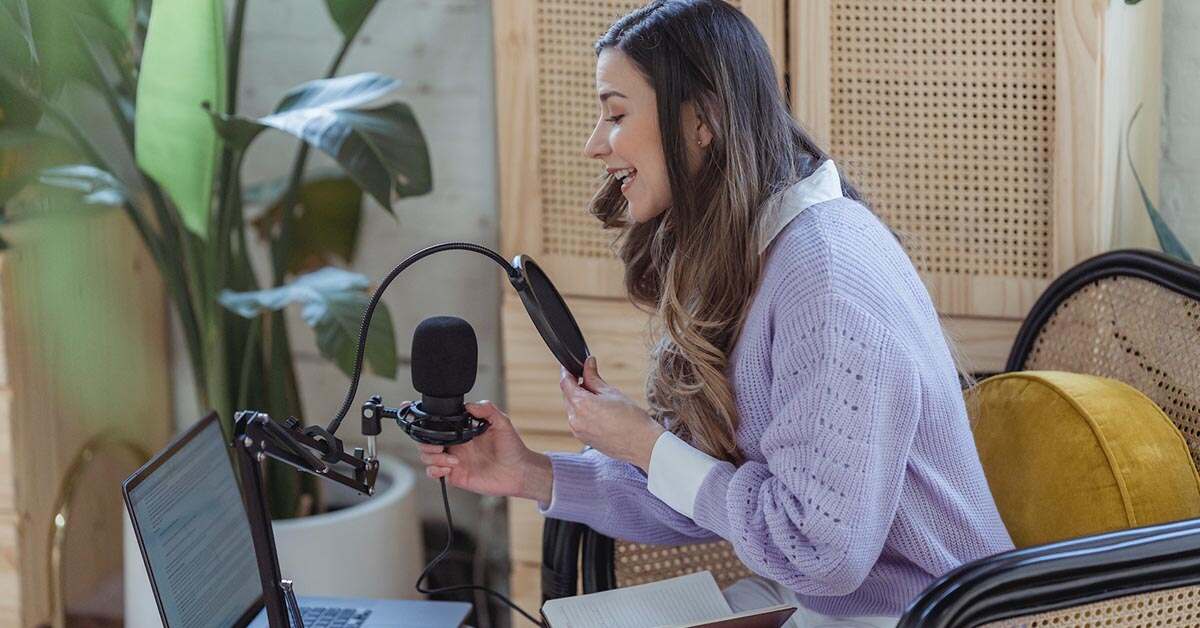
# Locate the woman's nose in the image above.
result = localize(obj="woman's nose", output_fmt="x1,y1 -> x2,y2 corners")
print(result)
583,121 -> 609,160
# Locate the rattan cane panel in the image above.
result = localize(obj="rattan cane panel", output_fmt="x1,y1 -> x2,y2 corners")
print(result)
1021,276 -> 1200,471
536,0 -> 742,258
613,539 -> 755,589
829,0 -> 1056,279
980,583 -> 1200,627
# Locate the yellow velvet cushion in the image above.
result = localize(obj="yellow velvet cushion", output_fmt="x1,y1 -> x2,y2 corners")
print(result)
967,370 -> 1200,549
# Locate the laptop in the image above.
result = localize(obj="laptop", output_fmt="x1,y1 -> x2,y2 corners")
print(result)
123,412 -> 471,627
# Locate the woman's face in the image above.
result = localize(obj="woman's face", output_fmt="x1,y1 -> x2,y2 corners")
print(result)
585,48 -> 707,223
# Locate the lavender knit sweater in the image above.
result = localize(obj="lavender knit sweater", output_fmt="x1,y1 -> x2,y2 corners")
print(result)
538,196 -> 1014,617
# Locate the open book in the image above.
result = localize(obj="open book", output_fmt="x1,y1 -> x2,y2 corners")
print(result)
540,571 -> 797,628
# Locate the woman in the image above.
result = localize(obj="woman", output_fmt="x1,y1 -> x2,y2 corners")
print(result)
420,1 -> 1013,625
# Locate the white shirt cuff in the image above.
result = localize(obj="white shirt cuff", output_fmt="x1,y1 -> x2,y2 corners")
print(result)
646,431 -> 721,519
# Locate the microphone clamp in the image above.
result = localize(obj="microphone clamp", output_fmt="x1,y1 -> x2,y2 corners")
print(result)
361,396 -> 490,446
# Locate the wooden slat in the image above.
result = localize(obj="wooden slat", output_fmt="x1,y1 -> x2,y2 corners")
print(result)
0,388 -> 13,518
0,209 -> 170,626
539,254 -> 627,300
502,292 -> 654,434
740,0 -> 788,93
1053,0 -> 1106,276
789,0 -> 832,147
507,433 -> 583,566
494,0 -> 544,257
0,512 -> 19,626
509,560 -> 544,627
920,273 -> 1050,321
941,316 -> 1025,375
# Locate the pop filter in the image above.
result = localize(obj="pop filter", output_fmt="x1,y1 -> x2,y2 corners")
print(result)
510,255 -> 591,378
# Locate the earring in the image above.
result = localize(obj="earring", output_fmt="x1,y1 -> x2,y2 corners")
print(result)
697,138 -> 703,147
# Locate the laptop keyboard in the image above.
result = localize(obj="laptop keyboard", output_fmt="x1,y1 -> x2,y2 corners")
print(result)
299,605 -> 372,627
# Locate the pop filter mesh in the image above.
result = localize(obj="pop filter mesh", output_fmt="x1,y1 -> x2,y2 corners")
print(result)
411,316 -> 477,397
525,262 -> 587,360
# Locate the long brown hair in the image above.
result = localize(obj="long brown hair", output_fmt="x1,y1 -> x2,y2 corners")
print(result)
589,0 -> 865,463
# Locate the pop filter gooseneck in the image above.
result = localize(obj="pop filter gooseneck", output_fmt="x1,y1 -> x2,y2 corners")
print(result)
324,242 -> 590,436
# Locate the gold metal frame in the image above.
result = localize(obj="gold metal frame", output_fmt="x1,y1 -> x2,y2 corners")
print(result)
47,436 -> 149,628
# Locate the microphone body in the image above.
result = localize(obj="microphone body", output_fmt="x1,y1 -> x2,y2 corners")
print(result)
397,316 -> 489,445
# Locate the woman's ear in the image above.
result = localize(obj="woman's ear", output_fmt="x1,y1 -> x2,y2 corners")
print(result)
682,100 -> 714,149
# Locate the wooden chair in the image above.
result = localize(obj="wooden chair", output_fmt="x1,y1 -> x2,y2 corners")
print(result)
540,249 -> 1200,625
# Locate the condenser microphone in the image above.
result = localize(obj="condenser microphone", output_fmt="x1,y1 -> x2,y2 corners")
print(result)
396,316 -> 490,445
412,315 -> 477,414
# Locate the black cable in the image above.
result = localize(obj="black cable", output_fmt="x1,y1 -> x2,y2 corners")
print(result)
417,478 -> 547,627
325,242 -> 520,435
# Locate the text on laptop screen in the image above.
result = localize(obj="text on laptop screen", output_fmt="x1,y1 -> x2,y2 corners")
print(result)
127,419 -> 263,627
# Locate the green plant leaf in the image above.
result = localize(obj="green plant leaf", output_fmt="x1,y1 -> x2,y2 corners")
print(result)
0,0 -> 35,75
70,6 -> 133,69
250,176 -> 364,275
315,287 -> 397,379
0,0 -> 42,128
93,0 -> 133,40
218,267 -> 398,378
1125,104 -> 1192,263
134,0 -> 226,237
241,167 -> 344,210
38,164 -> 127,206
323,0 -> 379,41
272,72 -> 398,114
22,0 -> 130,96
208,73 -> 432,212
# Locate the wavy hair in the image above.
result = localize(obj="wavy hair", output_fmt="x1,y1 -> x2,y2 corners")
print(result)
589,0 -> 870,463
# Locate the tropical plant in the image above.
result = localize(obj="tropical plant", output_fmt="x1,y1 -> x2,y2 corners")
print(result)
0,0 -> 430,516
1125,104 -> 1192,263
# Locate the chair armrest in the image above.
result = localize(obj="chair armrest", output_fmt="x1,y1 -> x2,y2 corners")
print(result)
899,517 -> 1200,628
541,517 -> 587,602
581,527 -> 616,593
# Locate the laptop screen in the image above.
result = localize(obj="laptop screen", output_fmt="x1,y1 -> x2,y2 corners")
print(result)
125,415 -> 263,627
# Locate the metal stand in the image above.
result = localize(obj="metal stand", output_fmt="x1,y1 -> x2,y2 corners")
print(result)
231,410 -> 378,627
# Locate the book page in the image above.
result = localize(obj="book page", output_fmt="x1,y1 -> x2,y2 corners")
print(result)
542,571 -> 734,628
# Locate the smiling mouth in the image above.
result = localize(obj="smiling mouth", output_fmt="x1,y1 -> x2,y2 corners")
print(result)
613,168 -> 637,190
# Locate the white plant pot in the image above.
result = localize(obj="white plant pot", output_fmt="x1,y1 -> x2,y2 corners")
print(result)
124,454 -> 423,626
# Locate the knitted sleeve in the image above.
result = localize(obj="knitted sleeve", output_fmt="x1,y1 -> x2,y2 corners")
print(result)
691,292 -> 923,596
537,447 -> 720,545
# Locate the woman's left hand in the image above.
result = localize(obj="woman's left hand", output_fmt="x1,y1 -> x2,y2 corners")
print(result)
560,356 -> 666,471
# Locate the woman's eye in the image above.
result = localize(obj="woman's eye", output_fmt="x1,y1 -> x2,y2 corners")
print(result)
605,114 -> 624,124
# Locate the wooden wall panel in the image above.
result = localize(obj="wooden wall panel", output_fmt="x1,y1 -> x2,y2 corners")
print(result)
0,210 -> 170,625
790,0 -> 1162,372
502,292 -> 654,434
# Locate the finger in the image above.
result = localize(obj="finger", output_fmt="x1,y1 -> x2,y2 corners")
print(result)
465,399 -> 500,418
417,443 -> 445,454
581,355 -> 605,393
419,452 -> 459,466
425,466 -> 452,479
559,368 -> 581,399
466,404 -> 511,431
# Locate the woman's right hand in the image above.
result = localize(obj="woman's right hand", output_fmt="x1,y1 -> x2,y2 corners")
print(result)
418,400 -> 554,504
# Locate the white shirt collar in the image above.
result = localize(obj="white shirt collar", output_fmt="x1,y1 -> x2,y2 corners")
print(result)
756,159 -> 843,255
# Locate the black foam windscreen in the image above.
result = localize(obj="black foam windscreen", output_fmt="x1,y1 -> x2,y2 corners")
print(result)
411,316 -> 477,397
